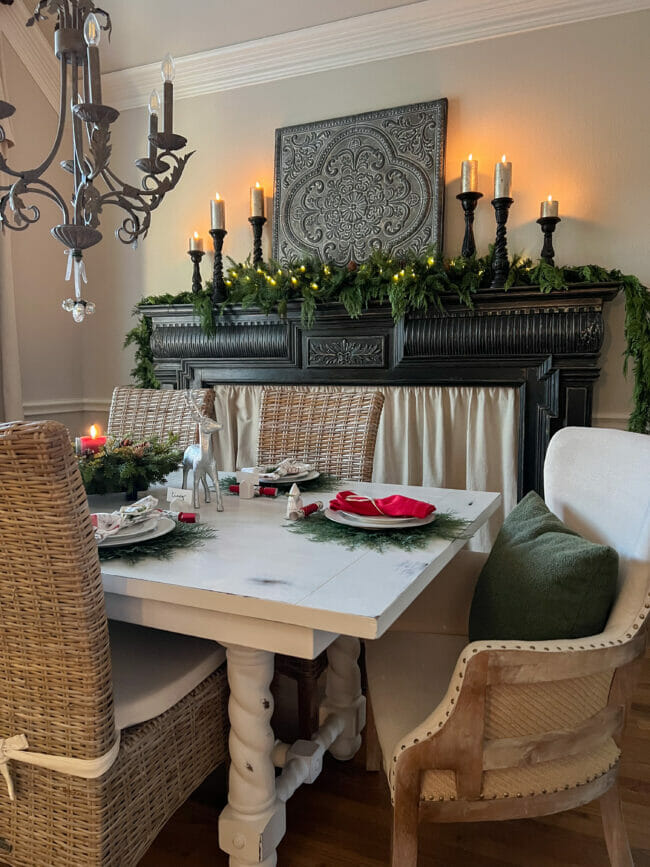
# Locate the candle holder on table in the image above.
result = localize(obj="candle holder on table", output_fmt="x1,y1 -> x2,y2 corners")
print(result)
490,197 -> 514,289
456,191 -> 483,258
537,216 -> 561,266
249,216 -> 266,267
210,228 -> 228,304
188,248 -> 205,294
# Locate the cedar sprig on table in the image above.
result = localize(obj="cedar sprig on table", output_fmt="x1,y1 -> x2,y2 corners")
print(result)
97,520 -> 215,564
286,509 -> 472,553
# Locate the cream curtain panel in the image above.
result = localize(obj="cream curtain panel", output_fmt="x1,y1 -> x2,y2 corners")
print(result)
0,54 -> 23,423
211,384 -> 518,550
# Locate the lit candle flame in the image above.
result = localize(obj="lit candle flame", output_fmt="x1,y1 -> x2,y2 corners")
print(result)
90,424 -> 98,438
193,231 -> 200,240
547,194 -> 553,202
468,153 -> 473,160
255,181 -> 261,189
501,154 -> 507,163
215,192 -> 221,201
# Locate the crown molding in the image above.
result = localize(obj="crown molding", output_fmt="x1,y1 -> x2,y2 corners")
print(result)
103,0 -> 650,111
1,0 -> 59,112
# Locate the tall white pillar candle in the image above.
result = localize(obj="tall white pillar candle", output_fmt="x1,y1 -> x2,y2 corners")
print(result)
461,154 -> 478,193
211,194 -> 226,230
250,182 -> 265,218
494,154 -> 512,199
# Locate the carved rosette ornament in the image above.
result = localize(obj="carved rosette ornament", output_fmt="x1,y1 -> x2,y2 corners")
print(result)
0,1 -> 192,320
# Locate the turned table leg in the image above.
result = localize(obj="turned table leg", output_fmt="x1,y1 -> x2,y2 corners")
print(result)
319,635 -> 366,760
219,645 -> 286,866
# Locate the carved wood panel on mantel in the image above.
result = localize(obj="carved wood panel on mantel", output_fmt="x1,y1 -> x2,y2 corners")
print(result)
142,282 -> 620,498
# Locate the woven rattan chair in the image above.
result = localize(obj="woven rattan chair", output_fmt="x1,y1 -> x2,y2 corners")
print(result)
365,427 -> 650,866
0,420 -> 228,866
258,387 -> 384,484
107,386 -> 215,450
259,387 -> 384,738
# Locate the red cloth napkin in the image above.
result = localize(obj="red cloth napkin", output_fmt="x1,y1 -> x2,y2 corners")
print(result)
329,490 -> 436,519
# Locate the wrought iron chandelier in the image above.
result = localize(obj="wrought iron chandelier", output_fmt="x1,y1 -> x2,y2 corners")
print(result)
0,0 -> 192,321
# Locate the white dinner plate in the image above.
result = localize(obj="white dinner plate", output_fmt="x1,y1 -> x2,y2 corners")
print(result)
101,517 -> 158,540
338,510 -> 415,525
324,508 -> 436,531
98,516 -> 175,548
259,470 -> 320,486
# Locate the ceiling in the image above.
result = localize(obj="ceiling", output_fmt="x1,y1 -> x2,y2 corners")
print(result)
92,0 -> 422,73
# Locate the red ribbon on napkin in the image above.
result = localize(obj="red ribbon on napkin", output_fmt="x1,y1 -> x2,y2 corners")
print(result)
329,491 -> 436,519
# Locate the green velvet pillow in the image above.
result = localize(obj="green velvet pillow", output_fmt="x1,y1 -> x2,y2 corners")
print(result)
468,491 -> 618,642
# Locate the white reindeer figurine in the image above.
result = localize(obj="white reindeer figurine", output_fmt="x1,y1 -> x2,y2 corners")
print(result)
181,390 -> 224,511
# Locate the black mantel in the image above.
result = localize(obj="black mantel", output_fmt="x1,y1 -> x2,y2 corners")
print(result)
142,282 -> 621,498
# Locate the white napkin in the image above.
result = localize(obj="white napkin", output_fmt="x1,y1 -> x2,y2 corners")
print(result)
241,459 -> 313,481
91,496 -> 159,542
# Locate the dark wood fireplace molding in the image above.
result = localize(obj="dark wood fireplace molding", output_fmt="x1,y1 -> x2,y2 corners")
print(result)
142,282 -> 621,498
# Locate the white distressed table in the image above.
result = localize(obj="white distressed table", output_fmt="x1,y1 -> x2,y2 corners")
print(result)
95,478 -> 500,866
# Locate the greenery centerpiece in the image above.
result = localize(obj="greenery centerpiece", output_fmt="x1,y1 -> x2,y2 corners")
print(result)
78,433 -> 183,499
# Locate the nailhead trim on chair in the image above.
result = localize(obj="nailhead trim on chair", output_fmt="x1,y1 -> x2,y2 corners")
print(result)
420,757 -> 620,803
388,582 -> 650,800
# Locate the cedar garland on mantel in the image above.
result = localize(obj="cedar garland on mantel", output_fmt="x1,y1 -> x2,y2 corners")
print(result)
125,250 -> 650,433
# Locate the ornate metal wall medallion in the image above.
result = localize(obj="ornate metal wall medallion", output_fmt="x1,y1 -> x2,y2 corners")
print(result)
272,99 -> 447,265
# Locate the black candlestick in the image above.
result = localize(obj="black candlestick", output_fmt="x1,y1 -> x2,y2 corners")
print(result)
490,197 -> 514,288
456,191 -> 483,258
210,228 -> 228,304
537,215 -> 561,266
188,249 -> 205,294
249,215 -> 266,267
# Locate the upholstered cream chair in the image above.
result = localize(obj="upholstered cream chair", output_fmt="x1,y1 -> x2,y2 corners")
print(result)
366,426 -> 650,867
107,385 -> 215,451
259,387 -> 385,737
0,421 -> 229,866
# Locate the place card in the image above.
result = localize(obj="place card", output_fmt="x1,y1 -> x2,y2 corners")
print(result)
167,486 -> 194,507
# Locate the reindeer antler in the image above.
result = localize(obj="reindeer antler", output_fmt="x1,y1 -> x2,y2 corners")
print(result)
185,389 -> 204,421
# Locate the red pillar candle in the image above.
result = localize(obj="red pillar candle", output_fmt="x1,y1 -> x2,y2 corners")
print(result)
79,424 -> 107,454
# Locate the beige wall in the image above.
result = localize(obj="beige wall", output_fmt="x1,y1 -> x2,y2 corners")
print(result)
1,38 -> 85,434
6,11 -> 650,432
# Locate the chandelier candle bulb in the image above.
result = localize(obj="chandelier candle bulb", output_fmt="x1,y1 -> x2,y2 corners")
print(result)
161,54 -> 175,135
211,194 -> 226,231
148,90 -> 160,162
250,182 -> 265,218
461,154 -> 478,193
540,195 -> 559,219
189,232 -> 203,252
83,13 -> 102,104
494,154 -> 512,198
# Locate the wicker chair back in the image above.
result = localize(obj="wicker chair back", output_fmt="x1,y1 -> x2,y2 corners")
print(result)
107,386 -> 216,451
257,388 -> 384,482
0,420 -> 114,760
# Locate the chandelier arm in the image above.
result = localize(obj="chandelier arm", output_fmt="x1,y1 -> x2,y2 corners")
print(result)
0,54 -> 69,183
71,56 -> 83,192
0,178 -> 70,231
99,167 -> 119,193
24,178 -> 70,221
98,194 -> 148,244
